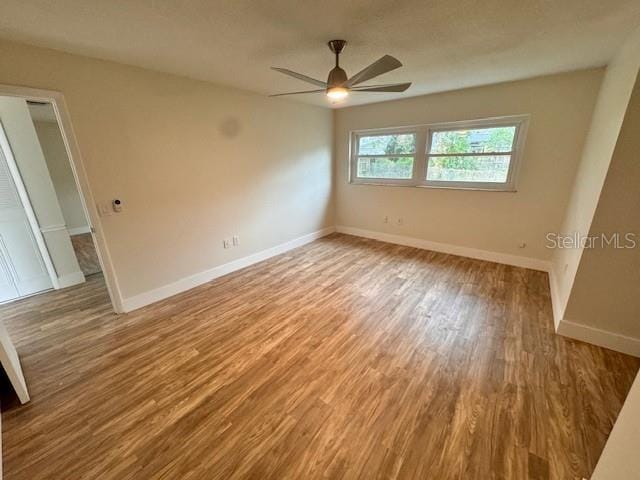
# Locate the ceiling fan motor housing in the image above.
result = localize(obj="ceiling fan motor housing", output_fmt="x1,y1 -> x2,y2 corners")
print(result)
327,67 -> 348,88
327,40 -> 348,88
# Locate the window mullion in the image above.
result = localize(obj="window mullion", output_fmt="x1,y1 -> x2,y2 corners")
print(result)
413,128 -> 428,185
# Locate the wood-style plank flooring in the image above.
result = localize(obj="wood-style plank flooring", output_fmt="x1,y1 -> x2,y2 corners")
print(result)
70,233 -> 102,276
1,233 -> 638,479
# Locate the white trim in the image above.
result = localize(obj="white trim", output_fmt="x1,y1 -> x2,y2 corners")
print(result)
336,226 -> 550,271
0,84 -> 124,313
56,271 -> 85,289
121,227 -> 336,312
39,223 -> 67,234
557,320 -> 640,357
68,226 -> 91,236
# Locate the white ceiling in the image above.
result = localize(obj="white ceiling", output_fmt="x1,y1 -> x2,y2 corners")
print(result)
1,0 -> 639,108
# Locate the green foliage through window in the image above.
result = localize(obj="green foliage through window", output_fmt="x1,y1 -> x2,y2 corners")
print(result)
357,157 -> 414,179
357,133 -> 416,179
427,155 -> 510,183
359,134 -> 416,155
427,127 -> 516,183
430,127 -> 515,154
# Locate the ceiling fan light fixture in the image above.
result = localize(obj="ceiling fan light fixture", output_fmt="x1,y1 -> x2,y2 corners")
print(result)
326,86 -> 349,101
270,40 -> 411,99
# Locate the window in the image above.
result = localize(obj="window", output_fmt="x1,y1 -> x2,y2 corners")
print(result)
350,116 -> 528,191
354,131 -> 417,184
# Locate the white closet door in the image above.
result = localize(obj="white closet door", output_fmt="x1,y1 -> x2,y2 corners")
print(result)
0,244 -> 19,302
0,145 -> 52,301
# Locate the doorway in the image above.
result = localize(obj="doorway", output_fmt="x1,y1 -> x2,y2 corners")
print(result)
28,101 -> 103,277
0,96 -> 93,305
0,85 -> 120,313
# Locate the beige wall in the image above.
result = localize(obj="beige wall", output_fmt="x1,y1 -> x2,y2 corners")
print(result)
592,371 -> 640,479
0,39 -> 334,304
334,70 -> 603,263
33,120 -> 89,232
562,73 -> 640,339
550,28 -> 640,323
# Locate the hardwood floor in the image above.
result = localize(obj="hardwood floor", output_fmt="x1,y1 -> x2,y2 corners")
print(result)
70,233 -> 102,276
1,233 -> 638,479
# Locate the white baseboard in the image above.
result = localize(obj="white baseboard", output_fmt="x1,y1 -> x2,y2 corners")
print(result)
68,226 -> 92,236
549,266 -> 640,357
557,319 -> 640,357
336,226 -> 551,272
56,271 -> 86,289
121,226 -> 336,312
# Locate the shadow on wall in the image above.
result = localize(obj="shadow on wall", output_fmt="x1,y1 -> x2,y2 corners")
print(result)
218,117 -> 242,138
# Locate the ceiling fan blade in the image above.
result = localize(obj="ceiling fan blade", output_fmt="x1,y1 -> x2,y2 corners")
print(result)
346,55 -> 402,87
271,67 -> 327,88
351,82 -> 412,93
269,89 -> 325,97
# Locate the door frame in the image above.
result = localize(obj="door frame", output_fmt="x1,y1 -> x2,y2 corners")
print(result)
0,84 -> 123,313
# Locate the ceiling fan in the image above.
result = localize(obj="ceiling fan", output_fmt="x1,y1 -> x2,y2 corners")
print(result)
270,40 -> 411,101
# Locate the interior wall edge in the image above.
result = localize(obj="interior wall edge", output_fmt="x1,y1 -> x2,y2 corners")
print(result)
548,266 -> 565,330
549,26 -> 640,328
335,225 -> 551,272
557,319 -> 640,358
121,226 -> 336,312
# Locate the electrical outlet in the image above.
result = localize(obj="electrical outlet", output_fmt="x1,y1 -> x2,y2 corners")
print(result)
518,242 -> 527,249
232,235 -> 239,246
396,217 -> 404,226
223,239 -> 231,249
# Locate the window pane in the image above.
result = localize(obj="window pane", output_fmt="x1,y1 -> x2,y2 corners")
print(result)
426,155 -> 511,183
357,156 -> 414,179
430,126 -> 516,154
358,133 -> 416,155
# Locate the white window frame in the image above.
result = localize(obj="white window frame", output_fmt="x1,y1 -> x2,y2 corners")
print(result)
349,126 -> 423,186
349,115 -> 529,191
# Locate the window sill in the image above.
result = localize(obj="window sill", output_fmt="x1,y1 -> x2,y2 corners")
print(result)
349,180 -> 517,192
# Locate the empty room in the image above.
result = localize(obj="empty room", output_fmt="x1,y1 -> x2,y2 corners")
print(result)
0,1 -> 639,479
